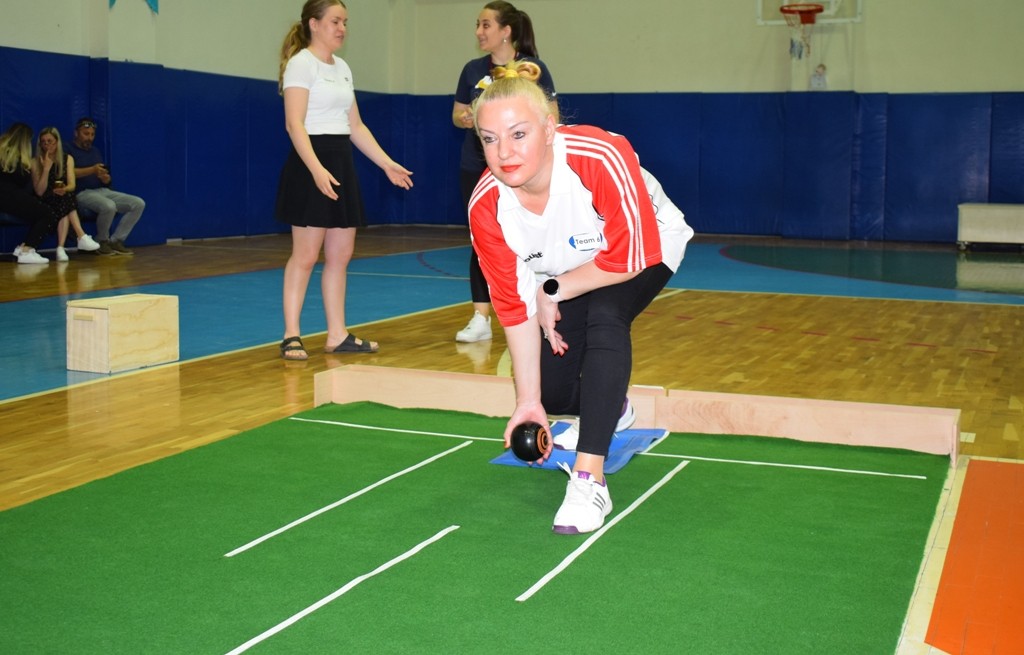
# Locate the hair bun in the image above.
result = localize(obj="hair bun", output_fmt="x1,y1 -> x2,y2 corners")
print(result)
493,60 -> 541,82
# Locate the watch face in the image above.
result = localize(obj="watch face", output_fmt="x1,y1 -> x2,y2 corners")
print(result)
543,278 -> 559,295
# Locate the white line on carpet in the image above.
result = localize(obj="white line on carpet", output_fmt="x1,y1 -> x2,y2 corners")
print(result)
641,451 -> 928,480
224,441 -> 472,557
289,417 -> 504,443
224,525 -> 460,654
516,460 -> 690,602
292,418 -> 929,479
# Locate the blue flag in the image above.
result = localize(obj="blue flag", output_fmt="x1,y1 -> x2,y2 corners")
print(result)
110,0 -> 159,13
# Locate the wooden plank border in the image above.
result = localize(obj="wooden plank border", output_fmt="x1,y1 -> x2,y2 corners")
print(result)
315,365 -> 959,463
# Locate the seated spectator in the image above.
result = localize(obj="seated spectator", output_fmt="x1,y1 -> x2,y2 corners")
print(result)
66,117 -> 145,255
0,122 -> 61,264
31,127 -> 100,261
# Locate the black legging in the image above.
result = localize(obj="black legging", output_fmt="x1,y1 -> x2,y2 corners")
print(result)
540,263 -> 674,457
0,183 -> 60,249
461,167 -> 490,304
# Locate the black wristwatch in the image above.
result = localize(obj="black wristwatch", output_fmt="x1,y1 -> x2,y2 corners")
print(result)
543,277 -> 562,302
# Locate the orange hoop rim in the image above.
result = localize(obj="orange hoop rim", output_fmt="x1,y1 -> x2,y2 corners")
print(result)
780,3 -> 824,24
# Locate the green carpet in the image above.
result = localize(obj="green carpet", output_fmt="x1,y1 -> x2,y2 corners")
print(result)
0,402 -> 949,654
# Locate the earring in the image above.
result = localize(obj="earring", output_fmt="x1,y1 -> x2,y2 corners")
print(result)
503,38 -> 508,43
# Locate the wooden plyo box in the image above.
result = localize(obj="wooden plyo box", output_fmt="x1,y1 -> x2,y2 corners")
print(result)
67,294 -> 179,373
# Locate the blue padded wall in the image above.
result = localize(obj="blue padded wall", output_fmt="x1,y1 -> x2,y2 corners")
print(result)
157,67 -> 289,239
782,92 -> 855,240
4,45 -> 1024,247
553,93 -> 701,229
246,79 -> 290,236
0,47 -> 90,131
884,94 -> 991,242
700,94 -> 785,236
559,93 -> 615,128
352,92 -> 462,226
403,93 -> 464,226
106,61 -> 167,245
609,94 -> 702,233
850,94 -> 887,241
181,69 -> 249,238
991,93 -> 1024,204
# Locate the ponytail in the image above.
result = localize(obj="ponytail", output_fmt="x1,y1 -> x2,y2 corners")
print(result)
484,1 -> 540,58
278,21 -> 309,95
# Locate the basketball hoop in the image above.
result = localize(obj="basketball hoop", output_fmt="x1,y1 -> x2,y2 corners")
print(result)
780,3 -> 824,60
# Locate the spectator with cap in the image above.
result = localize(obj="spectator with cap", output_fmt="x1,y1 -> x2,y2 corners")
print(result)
66,117 -> 146,255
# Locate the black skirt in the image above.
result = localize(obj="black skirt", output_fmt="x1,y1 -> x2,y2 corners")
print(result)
275,134 -> 366,229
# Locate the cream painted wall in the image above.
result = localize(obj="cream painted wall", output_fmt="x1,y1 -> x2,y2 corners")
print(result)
0,0 -> 92,56
854,1 -> 1022,92
408,0 -> 1024,94
1,0 -> 1021,93
0,0 -> 393,90
142,0 -> 392,90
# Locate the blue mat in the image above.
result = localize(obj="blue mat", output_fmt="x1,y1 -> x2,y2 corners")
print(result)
490,420 -> 668,474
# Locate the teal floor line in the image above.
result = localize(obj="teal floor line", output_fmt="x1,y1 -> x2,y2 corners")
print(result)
0,249 -> 473,401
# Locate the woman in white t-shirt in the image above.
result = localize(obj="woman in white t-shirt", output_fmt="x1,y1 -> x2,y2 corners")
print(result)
275,0 -> 413,360
469,62 -> 694,535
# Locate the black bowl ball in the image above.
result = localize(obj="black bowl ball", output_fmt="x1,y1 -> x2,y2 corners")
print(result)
510,421 -> 551,462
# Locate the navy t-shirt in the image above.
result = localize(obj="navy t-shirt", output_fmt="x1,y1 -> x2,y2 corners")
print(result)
454,55 -> 556,172
65,142 -> 105,190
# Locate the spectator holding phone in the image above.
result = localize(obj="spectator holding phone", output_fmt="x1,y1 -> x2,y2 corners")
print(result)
66,117 -> 146,255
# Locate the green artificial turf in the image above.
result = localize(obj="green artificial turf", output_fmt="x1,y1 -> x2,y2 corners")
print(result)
0,402 -> 949,654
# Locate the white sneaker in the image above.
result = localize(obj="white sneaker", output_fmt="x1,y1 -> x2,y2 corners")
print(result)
552,463 -> 612,535
17,249 -> 49,265
13,245 -> 23,257
55,247 -> 69,262
77,234 -> 101,251
553,399 -> 637,451
455,311 -> 492,342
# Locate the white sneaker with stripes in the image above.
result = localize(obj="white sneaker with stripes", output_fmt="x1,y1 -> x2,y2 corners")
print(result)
552,463 -> 612,535
553,399 -> 636,452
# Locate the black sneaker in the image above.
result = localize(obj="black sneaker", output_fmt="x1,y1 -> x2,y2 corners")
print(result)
109,239 -> 134,255
96,240 -> 115,256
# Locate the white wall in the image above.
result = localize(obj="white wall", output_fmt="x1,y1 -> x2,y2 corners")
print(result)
2,0 -> 1022,93
0,0 -> 92,56
408,0 -> 1024,94
0,1 -> 390,88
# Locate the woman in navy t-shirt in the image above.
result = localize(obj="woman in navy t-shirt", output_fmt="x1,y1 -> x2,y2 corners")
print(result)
451,1 -> 556,345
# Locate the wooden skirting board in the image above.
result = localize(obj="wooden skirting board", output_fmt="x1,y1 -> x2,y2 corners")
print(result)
315,365 -> 959,463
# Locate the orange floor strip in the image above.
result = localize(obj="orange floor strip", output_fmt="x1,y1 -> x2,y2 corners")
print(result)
926,460 -> 1024,654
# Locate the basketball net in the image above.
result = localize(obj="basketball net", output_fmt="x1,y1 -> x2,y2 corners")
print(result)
781,4 -> 823,60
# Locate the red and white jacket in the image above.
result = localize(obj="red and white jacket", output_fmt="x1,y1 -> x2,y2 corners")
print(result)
469,124 -> 693,327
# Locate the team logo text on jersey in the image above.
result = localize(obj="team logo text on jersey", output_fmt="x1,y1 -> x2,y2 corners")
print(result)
523,251 -> 543,263
568,232 -> 604,251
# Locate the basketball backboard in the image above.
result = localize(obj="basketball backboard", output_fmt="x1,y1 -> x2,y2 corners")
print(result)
756,0 -> 863,25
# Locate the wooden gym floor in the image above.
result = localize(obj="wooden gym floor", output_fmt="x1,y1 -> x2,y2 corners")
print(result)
1,225 -> 1022,510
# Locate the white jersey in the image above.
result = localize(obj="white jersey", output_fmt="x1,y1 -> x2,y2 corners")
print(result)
282,49 -> 354,135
